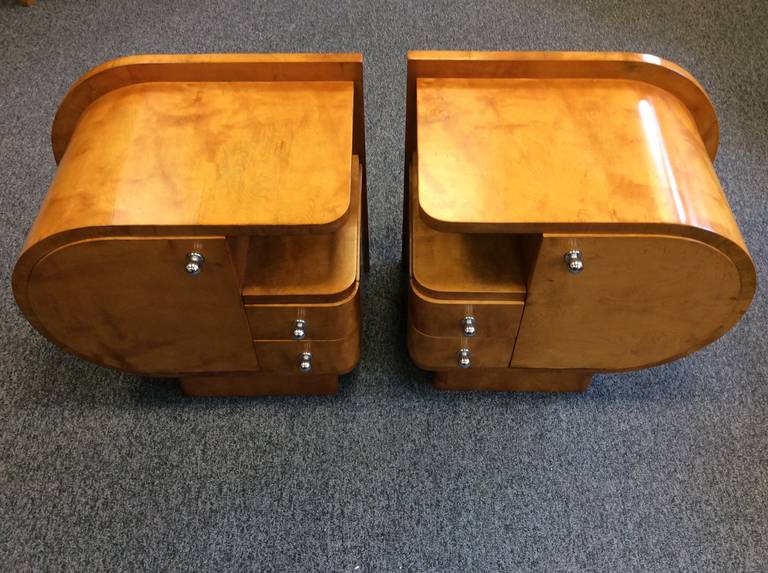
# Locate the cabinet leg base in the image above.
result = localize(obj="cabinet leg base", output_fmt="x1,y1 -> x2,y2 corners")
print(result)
433,369 -> 592,393
179,373 -> 339,397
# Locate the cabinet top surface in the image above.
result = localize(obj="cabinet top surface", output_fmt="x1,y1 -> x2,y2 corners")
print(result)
415,76 -> 733,235
51,80 -> 355,231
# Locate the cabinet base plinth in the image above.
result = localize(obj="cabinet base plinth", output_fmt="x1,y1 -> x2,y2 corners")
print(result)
179,373 -> 338,397
433,369 -> 592,393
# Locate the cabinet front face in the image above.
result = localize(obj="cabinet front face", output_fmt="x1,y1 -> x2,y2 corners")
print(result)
408,324 -> 515,370
511,234 -> 743,370
409,286 -> 523,339
253,334 -> 360,375
26,237 -> 258,374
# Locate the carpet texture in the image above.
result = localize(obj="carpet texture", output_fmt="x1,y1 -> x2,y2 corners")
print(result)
1,1 -> 767,571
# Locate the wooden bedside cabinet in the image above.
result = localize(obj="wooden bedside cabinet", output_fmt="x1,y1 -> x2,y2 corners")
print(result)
404,51 -> 756,392
13,53 -> 367,397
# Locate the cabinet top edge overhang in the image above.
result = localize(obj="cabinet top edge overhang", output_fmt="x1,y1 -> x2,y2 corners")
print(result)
407,52 -> 751,257
22,54 -> 366,259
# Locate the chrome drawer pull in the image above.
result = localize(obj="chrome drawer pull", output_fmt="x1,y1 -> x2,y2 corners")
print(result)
461,316 -> 476,337
457,348 -> 471,368
185,252 -> 204,275
564,250 -> 583,273
298,351 -> 312,373
293,319 -> 306,340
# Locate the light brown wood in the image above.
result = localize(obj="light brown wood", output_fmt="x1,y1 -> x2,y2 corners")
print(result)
511,234 -> 745,370
409,284 -> 523,339
409,157 -> 527,300
180,373 -> 338,396
13,54 -> 367,395
241,156 -> 362,303
245,288 -> 359,340
253,330 -> 360,375
405,51 -> 756,392
25,237 -> 258,374
408,323 -> 515,370
43,81 -> 354,236
434,369 -> 592,392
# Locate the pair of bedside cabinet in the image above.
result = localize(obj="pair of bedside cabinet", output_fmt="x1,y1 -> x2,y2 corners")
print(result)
12,52 -> 756,396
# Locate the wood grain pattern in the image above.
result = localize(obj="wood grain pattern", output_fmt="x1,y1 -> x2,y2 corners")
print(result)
409,284 -> 523,339
42,81 -> 353,237
245,287 -> 359,341
13,54 -> 367,391
409,156 -> 527,300
253,329 -> 360,375
180,373 -> 338,396
25,237 -> 258,374
407,323 -> 515,370
511,234 -> 745,370
15,54 -> 368,305
404,52 -> 755,390
241,156 -> 361,303
416,76 -> 742,247
434,369 -> 592,392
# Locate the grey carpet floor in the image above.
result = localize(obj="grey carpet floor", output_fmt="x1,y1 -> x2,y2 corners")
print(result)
1,1 -> 767,571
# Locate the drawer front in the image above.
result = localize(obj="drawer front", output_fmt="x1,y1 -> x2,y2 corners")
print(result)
245,289 -> 359,341
407,323 -> 514,370
253,332 -> 360,375
409,283 -> 523,339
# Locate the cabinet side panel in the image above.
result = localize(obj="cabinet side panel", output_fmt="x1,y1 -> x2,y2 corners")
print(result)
511,234 -> 742,370
27,237 -> 258,374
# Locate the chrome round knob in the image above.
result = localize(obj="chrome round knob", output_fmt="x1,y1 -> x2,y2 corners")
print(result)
461,316 -> 476,337
293,319 -> 306,340
185,252 -> 205,275
298,351 -> 312,373
564,250 -> 583,274
457,348 -> 471,369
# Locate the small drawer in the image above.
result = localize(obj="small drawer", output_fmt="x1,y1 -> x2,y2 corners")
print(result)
245,288 -> 359,341
409,283 -> 524,339
253,332 -> 360,375
407,322 -> 514,370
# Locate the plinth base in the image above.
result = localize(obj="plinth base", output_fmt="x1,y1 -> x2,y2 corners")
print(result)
179,373 -> 339,397
433,369 -> 592,393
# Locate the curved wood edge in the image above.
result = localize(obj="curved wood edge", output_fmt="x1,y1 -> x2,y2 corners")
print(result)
50,52 -> 370,268
405,51 -> 718,158
53,53 -> 363,160
597,228 -> 756,373
503,230 -> 755,374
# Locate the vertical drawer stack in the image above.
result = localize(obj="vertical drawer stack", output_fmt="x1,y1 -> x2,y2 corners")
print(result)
239,157 -> 363,377
407,157 -> 528,371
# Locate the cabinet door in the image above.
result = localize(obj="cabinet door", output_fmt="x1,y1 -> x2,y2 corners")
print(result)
511,234 -> 742,370
27,237 -> 258,374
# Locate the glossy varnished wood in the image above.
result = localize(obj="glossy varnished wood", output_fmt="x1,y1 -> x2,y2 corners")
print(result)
241,157 -> 362,303
26,237 -> 258,374
407,323 -> 515,370
253,330 -> 360,375
245,288 -> 359,341
511,234 -> 745,370
409,156 -> 527,300
14,54 -> 367,393
404,51 -> 756,391
409,284 -> 523,339
416,76 -> 743,246
43,81 -> 354,235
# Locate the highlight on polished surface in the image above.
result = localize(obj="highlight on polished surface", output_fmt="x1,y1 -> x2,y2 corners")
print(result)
404,50 -> 755,392
13,53 -> 368,397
